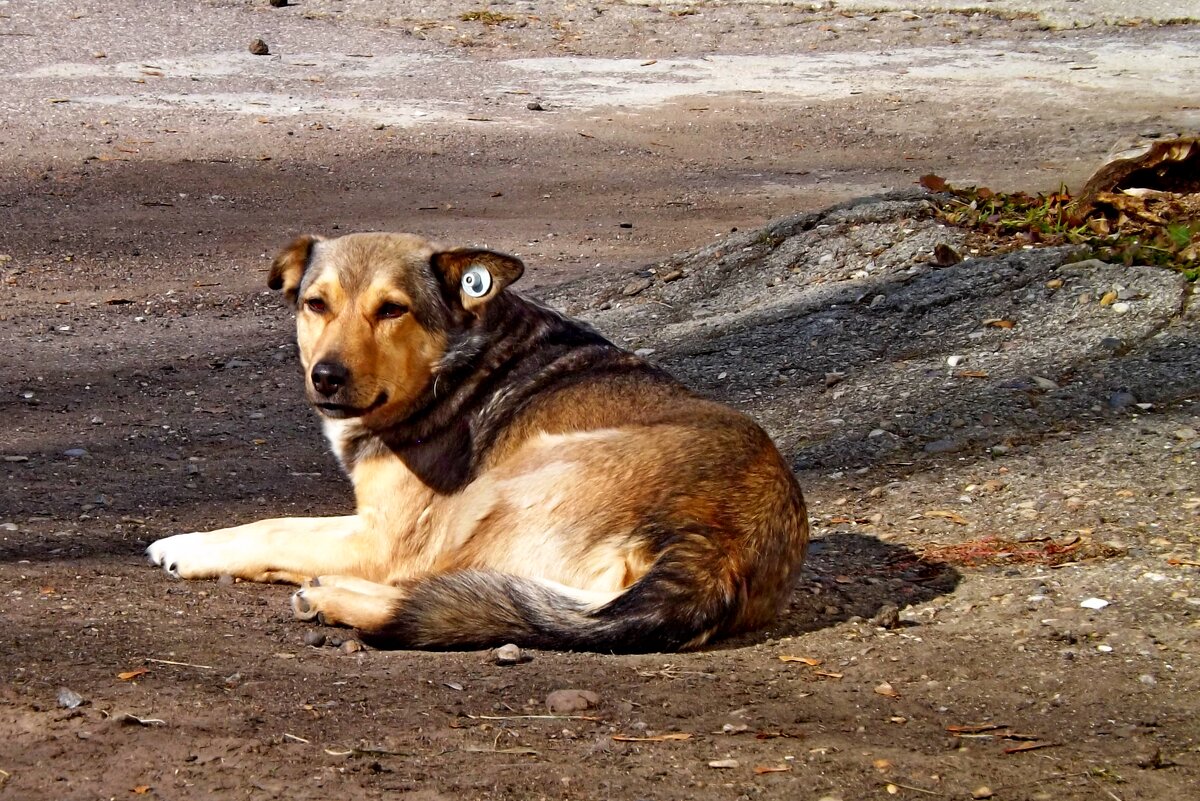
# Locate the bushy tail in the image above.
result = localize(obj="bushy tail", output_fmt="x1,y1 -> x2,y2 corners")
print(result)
364,543 -> 746,653
366,516 -> 805,652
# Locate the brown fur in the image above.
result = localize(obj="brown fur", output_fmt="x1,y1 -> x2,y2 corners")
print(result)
148,232 -> 809,652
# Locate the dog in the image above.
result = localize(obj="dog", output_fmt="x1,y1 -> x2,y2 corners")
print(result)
147,232 -> 809,652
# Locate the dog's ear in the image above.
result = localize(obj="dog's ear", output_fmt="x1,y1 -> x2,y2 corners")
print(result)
268,235 -> 321,304
431,248 -> 525,313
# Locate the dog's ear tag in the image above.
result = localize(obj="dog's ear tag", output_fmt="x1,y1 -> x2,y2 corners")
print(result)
461,264 -> 493,298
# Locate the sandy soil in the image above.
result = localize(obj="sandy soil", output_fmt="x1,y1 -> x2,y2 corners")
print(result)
1,2 -> 1198,799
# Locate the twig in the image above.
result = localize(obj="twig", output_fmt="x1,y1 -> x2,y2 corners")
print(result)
466,713 -> 603,722
282,733 -> 310,744
146,658 -> 213,669
882,781 -> 943,796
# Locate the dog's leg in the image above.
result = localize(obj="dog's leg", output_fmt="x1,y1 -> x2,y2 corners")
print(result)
291,576 -> 404,630
146,516 -> 386,584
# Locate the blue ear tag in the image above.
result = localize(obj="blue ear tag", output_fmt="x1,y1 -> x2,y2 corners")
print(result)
462,264 -> 492,298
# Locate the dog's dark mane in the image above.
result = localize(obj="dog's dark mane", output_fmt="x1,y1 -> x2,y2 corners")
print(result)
338,292 -> 673,492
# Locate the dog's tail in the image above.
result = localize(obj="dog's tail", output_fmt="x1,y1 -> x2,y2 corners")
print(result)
365,498 -> 808,653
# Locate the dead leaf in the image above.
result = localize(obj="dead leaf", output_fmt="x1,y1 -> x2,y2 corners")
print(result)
919,174 -> 948,193
814,671 -> 843,680
117,668 -> 149,681
1099,290 -> 1118,306
983,318 -> 1015,329
1003,741 -> 1058,754
873,758 -> 893,772
612,732 -> 692,742
923,510 -> 970,525
954,370 -> 990,379
873,682 -> 900,699
754,765 -> 791,774
778,656 -> 822,666
132,785 -> 151,795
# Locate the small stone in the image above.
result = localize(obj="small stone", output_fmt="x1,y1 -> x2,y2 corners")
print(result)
660,268 -> 684,282
63,448 -> 89,458
708,758 -> 740,769
923,438 -> 963,455
946,355 -> 966,367
494,643 -> 524,665
1099,336 -> 1125,351
621,277 -> 652,297
303,630 -> 326,648
546,689 -> 599,714
824,371 -> 846,388
871,604 -> 901,629
972,787 -> 993,800
269,0 -> 288,6
526,101 -> 545,111
1139,674 -> 1157,687
633,348 -> 656,357
868,428 -> 886,439
990,444 -> 1009,456
1111,301 -> 1131,314
1173,427 -> 1197,441
1045,278 -> 1064,290
249,38 -> 270,56
1080,597 -> 1110,610
1030,376 -> 1059,391
340,639 -> 364,654
1108,388 -> 1138,409
57,688 -> 86,709
933,243 -> 962,266
1,522 -> 17,532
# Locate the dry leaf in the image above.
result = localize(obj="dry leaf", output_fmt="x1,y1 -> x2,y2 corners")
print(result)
1099,290 -> 1118,306
954,370 -> 990,379
132,786 -> 151,795
814,671 -> 843,679
983,318 -> 1015,329
923,510 -> 970,525
117,668 -> 149,681
754,765 -> 791,775
920,174 -> 948,192
1003,741 -> 1058,754
873,682 -> 900,699
612,732 -> 692,742
778,656 -> 822,666
873,758 -> 893,772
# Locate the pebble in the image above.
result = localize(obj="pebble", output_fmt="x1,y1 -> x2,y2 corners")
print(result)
0,522 -> 17,532
1099,336 -> 1125,351
1030,376 -> 1059,391
1080,597 -> 1110,610
526,101 -> 545,111
1108,388 -> 1138,409
546,689 -> 599,714
249,38 -> 270,55
340,639 -> 364,654
303,630 -> 326,648
708,758 -> 740,769
972,787 -> 994,800
824,371 -> 846,387
1174,427 -> 1197,441
57,687 -> 86,709
63,448 -> 89,458
870,604 -> 901,629
946,354 -> 966,367
1139,674 -> 1157,686
269,0 -> 288,6
621,277 -> 652,297
1111,302 -> 1131,314
660,268 -> 684,282
923,438 -> 964,454
494,643 -> 525,665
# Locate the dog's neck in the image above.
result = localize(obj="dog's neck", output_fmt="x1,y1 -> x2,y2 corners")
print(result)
329,292 -> 638,492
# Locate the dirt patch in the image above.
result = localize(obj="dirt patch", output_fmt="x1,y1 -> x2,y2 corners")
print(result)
2,2 -> 1199,799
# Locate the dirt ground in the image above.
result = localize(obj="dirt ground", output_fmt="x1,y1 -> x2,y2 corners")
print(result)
2,1 -> 1199,799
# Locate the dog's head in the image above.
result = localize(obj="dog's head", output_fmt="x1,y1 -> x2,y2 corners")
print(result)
268,232 -> 524,426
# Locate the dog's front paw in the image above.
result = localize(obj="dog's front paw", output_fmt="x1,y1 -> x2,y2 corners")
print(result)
146,533 -> 220,580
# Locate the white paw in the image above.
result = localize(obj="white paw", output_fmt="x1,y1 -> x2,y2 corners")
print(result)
146,532 -> 214,579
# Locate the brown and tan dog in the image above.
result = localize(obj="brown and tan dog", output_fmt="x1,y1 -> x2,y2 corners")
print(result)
148,233 -> 809,651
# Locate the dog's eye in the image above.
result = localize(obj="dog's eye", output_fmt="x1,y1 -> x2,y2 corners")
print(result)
305,297 -> 327,314
377,302 -> 408,320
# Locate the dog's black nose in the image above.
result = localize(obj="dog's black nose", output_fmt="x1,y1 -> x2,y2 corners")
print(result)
311,361 -> 349,397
